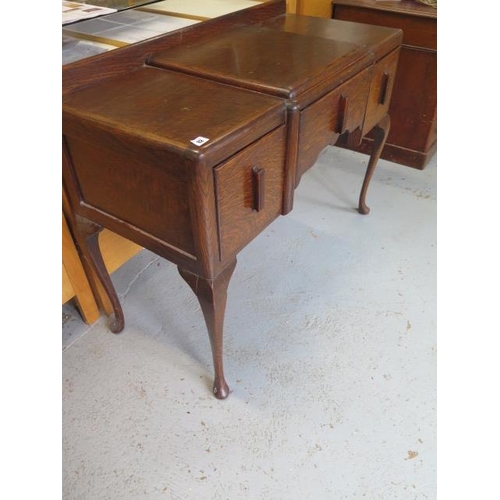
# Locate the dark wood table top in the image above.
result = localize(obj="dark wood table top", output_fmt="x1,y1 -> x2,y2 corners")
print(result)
149,21 -> 369,99
261,14 -> 402,61
63,66 -> 285,165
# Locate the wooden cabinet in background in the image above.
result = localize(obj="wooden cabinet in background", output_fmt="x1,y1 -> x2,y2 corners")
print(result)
332,0 -> 437,169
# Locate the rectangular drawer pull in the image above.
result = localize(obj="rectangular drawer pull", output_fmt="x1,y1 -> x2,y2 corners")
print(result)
379,72 -> 390,105
252,167 -> 265,212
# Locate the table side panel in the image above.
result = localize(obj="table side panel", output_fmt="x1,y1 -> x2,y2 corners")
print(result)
64,135 -> 196,258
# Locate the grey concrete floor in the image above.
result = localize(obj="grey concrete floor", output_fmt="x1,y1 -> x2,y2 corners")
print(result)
62,146 -> 437,500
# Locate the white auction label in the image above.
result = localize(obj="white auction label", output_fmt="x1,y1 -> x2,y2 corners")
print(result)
190,136 -> 210,146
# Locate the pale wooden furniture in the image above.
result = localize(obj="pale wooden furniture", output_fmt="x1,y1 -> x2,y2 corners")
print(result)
295,0 -> 332,17
63,212 -> 101,324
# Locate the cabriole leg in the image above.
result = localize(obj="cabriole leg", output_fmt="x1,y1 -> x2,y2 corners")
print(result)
178,259 -> 237,400
74,215 -> 125,333
358,114 -> 391,215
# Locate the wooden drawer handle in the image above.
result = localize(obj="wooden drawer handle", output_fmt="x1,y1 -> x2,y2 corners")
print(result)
336,94 -> 349,134
379,72 -> 390,105
252,167 -> 265,212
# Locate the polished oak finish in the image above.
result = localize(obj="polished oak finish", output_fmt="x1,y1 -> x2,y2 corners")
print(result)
62,0 -> 402,398
63,66 -> 287,394
178,259 -> 237,399
150,14 -> 401,205
63,67 -> 286,277
358,114 -> 390,214
332,0 -> 437,169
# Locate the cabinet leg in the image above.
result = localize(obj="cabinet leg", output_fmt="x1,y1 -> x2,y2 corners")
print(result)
74,215 -> 125,333
358,114 -> 391,215
178,259 -> 237,399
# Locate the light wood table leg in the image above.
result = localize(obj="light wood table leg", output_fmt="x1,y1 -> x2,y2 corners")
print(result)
62,213 -> 100,324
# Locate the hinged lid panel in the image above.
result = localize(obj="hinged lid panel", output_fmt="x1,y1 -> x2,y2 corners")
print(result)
148,23 -> 369,100
261,15 -> 403,62
63,66 -> 286,167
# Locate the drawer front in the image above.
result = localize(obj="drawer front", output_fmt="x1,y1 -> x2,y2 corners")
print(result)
362,48 -> 399,135
214,126 -> 286,261
297,65 -> 372,180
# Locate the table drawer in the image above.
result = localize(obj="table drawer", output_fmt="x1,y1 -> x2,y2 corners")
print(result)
297,64 -> 372,180
362,47 -> 399,135
214,125 -> 286,261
